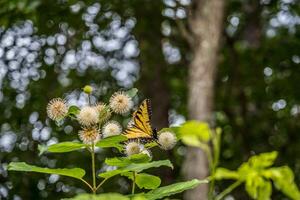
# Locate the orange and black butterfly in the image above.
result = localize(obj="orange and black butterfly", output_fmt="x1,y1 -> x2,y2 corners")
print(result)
123,99 -> 157,141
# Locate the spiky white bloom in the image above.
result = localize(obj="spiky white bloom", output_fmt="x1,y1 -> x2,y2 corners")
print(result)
102,121 -> 122,138
47,98 -> 68,121
125,141 -> 142,156
79,127 -> 100,144
77,106 -> 99,126
109,91 -> 133,114
158,131 -> 177,150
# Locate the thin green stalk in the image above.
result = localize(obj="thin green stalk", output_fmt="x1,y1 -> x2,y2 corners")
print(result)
215,181 -> 242,200
96,178 -> 108,191
132,171 -> 136,194
209,130 -> 222,200
80,178 -> 94,192
91,142 -> 96,194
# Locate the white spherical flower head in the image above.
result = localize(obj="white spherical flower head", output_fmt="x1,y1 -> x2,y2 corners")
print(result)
47,98 -> 68,121
125,141 -> 141,156
77,106 -> 99,126
109,91 -> 133,114
102,121 -> 122,138
79,127 -> 100,144
158,131 -> 177,150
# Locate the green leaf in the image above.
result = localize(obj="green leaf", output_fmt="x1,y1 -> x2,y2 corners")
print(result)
144,179 -> 208,200
62,193 -> 130,200
122,172 -> 161,189
8,162 -> 85,180
179,121 -> 212,144
263,166 -> 300,200
105,154 -> 151,167
126,88 -> 138,98
96,135 -> 127,151
245,176 -> 271,200
38,144 -> 48,156
99,160 -> 173,179
144,142 -> 158,149
248,151 -> 278,169
68,105 -> 80,116
47,142 -> 86,153
214,168 -> 239,180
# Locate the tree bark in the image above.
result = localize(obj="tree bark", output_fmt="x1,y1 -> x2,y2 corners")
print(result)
183,0 -> 225,200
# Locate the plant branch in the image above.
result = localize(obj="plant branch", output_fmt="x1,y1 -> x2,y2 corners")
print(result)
132,171 -> 136,194
80,178 -> 94,192
91,142 -> 96,194
95,178 -> 108,191
215,181 -> 242,200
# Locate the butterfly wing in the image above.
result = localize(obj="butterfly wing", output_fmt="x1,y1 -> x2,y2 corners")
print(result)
124,99 -> 153,140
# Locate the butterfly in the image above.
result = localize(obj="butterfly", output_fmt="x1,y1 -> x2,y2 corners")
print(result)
123,99 -> 157,141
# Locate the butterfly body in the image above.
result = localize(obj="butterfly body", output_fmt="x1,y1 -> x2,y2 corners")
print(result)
124,99 -> 157,142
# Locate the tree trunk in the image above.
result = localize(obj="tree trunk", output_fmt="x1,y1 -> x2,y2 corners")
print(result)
183,0 -> 225,200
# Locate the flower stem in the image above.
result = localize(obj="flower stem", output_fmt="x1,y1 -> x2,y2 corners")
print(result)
96,178 -> 107,191
80,178 -> 94,192
91,142 -> 96,194
215,181 -> 242,200
132,171 -> 136,194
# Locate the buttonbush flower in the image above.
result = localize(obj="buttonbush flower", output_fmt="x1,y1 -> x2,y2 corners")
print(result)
158,131 -> 177,150
125,141 -> 141,156
102,121 -> 122,138
47,98 -> 68,121
77,106 -> 99,126
109,91 -> 133,114
79,127 -> 100,144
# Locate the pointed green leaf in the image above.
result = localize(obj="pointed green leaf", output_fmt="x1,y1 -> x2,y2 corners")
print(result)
144,179 -> 208,200
8,162 -> 85,180
263,166 -> 300,199
38,144 -> 48,156
248,151 -> 278,169
122,172 -> 161,189
99,160 -> 173,179
105,154 -> 151,167
126,88 -> 138,98
178,121 -> 212,146
96,135 -> 127,151
214,168 -> 239,180
68,105 -> 80,116
47,142 -> 86,153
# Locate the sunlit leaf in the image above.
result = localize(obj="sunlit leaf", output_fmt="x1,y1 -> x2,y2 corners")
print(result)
143,179 -> 208,200
96,135 -> 127,151
263,166 -> 300,199
47,142 -> 86,153
214,168 -> 239,180
8,162 -> 85,180
68,105 -> 80,117
248,151 -> 278,169
38,144 -> 48,156
105,154 -> 151,167
126,88 -> 138,98
122,172 -> 161,189
99,160 -> 173,179
179,121 -> 212,143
